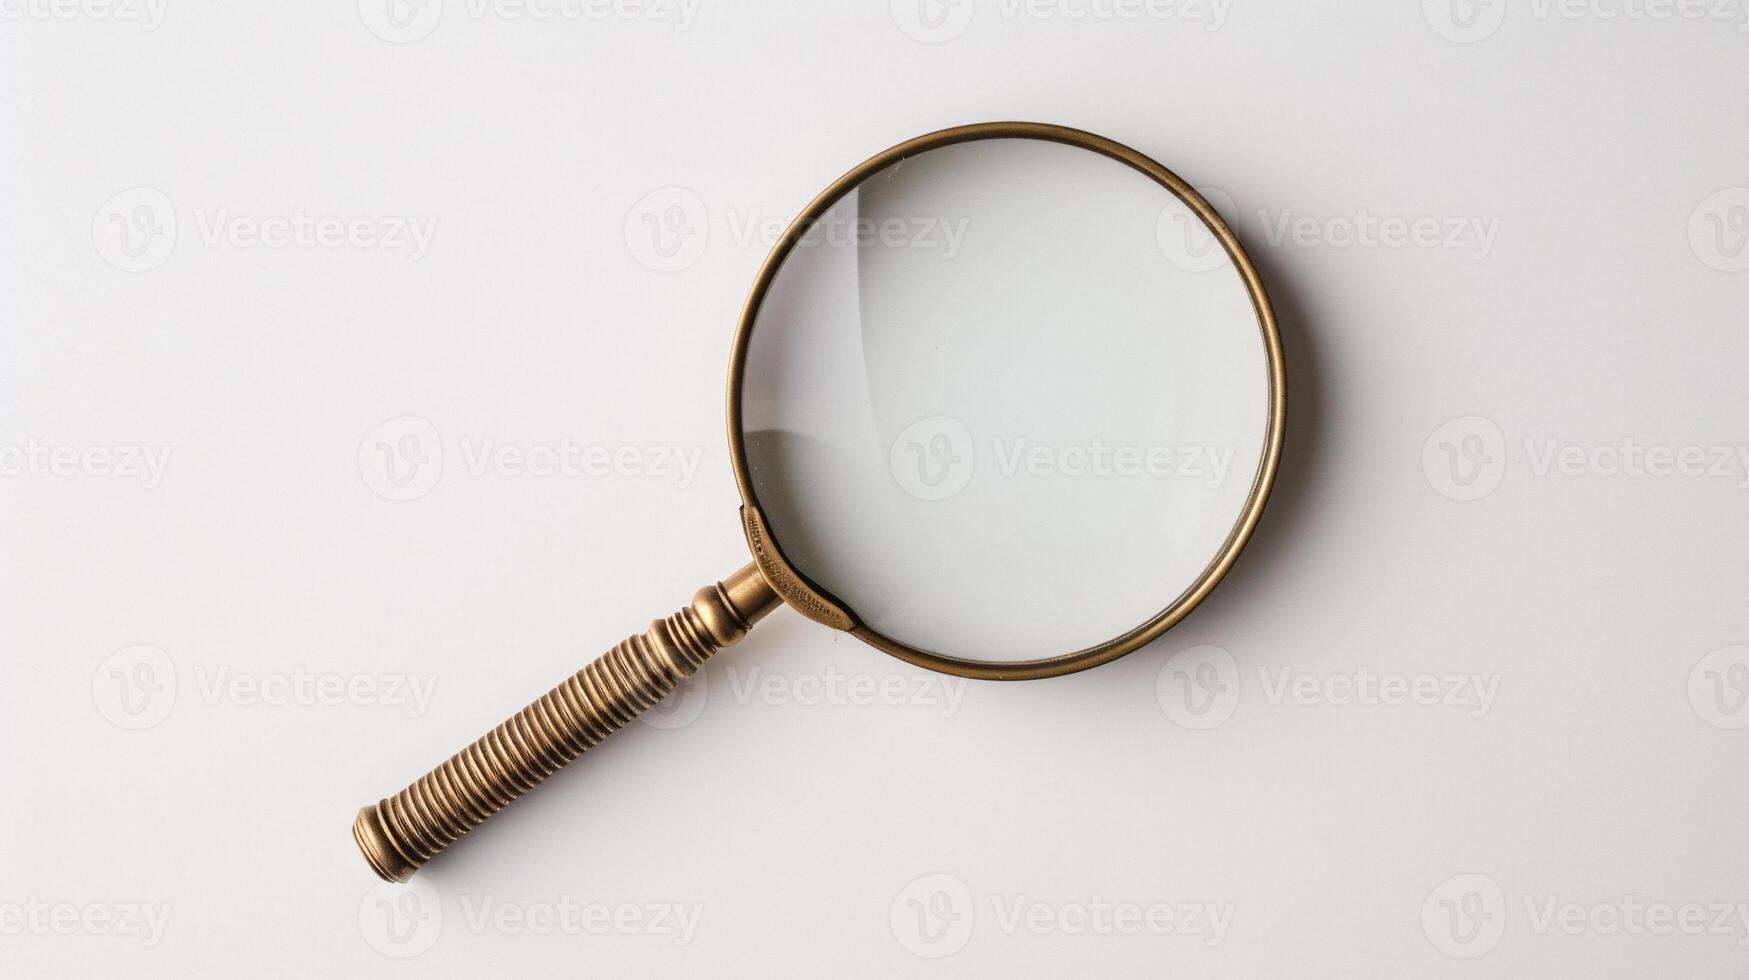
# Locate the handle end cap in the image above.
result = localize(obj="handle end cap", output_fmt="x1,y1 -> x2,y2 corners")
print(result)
354,805 -> 419,883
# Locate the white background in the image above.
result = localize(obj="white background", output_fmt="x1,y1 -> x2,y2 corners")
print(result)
3,0 -> 1747,976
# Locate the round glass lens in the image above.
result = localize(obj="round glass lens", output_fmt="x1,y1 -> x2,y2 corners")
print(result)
737,135 -> 1273,664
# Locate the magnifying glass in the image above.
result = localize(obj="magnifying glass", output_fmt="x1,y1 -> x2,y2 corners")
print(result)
353,122 -> 1285,882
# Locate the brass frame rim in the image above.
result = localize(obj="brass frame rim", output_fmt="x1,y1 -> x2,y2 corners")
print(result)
726,121 -> 1287,681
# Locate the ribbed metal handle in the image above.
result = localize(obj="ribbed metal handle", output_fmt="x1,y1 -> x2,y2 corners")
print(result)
353,563 -> 780,882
